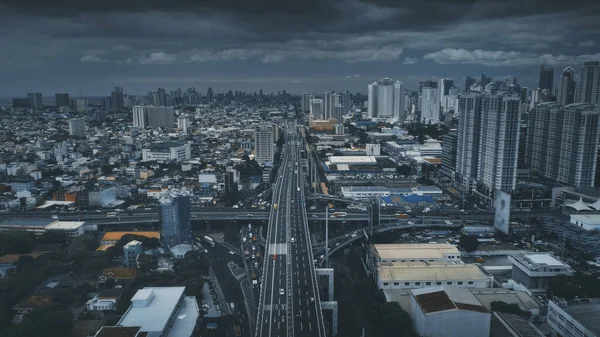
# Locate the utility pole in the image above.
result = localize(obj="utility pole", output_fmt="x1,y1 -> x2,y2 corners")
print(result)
325,205 -> 329,268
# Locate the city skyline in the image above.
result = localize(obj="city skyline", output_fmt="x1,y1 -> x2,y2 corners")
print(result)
1,0 -> 599,95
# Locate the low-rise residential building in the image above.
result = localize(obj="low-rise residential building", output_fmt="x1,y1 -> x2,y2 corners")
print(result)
45,221 -> 85,238
410,287 -> 491,337
508,253 -> 573,291
141,141 -> 191,162
123,240 -> 143,268
98,267 -> 137,284
86,288 -> 123,311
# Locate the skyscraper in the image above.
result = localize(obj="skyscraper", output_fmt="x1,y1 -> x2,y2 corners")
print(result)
559,67 -> 576,106
160,189 -> 191,248
465,77 -> 477,91
177,115 -> 190,134
526,102 -> 563,179
368,78 -> 404,119
456,93 -> 482,192
576,61 -> 600,105
477,94 -> 521,196
68,118 -> 86,137
132,106 -> 149,128
147,106 -> 174,129
440,130 -> 458,183
55,93 -> 70,107
323,91 -> 335,119
111,86 -> 124,110
538,63 -> 554,93
342,91 -> 351,115
254,123 -> 275,165
207,87 -> 214,102
301,93 -> 310,113
310,98 -> 323,119
420,86 -> 440,124
27,93 -> 43,109
439,78 -> 454,97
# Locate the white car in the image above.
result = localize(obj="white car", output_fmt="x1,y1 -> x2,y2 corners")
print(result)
291,238 -> 295,243
228,251 -> 235,255
279,288 -> 285,295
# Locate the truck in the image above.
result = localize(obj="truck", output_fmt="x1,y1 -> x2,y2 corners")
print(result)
273,203 -> 278,210
229,303 -> 236,312
203,236 -> 215,247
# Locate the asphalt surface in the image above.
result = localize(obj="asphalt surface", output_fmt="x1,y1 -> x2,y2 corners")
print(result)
256,122 -> 325,337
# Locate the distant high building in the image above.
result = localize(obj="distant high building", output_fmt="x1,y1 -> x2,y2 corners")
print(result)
368,78 -> 404,119
177,115 -> 190,134
27,93 -> 43,109
55,93 -> 70,107
159,190 -> 191,247
477,94 -> 521,198
456,93 -> 483,192
538,63 -> 554,93
440,130 -> 458,183
342,91 -> 351,114
439,78 -> 454,97
310,98 -> 323,119
528,102 -> 600,187
420,85 -> 440,124
157,88 -> 167,106
68,118 -> 86,137
75,99 -> 87,113
147,106 -> 174,129
301,93 -> 310,113
132,106 -> 149,128
559,67 -> 576,106
207,87 -> 214,102
323,91 -> 335,120
576,61 -> 600,105
465,77 -> 477,91
110,86 -> 124,110
254,123 -> 275,165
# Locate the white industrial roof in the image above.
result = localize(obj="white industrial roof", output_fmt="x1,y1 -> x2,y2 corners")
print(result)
525,254 -> 565,267
328,156 -> 378,164
378,263 -> 487,282
165,296 -> 200,337
119,287 -> 185,333
374,243 -> 460,260
570,213 -> 600,224
565,197 -> 593,211
46,221 -> 85,230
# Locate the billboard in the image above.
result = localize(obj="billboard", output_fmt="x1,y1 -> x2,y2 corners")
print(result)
494,190 -> 511,235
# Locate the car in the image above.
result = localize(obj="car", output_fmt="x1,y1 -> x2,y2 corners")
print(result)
51,215 -> 58,219
228,251 -> 235,255
291,238 -> 295,243
351,234 -> 357,238
247,214 -> 253,217
279,288 -> 285,295
312,215 -> 318,218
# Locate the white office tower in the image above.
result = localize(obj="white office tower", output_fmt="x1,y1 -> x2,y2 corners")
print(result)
456,93 -> 482,192
132,106 -> 148,128
438,78 -> 454,105
177,115 -> 190,134
368,78 -> 404,120
420,87 -> 440,124
147,106 -> 174,129
526,102 -> 600,187
477,94 -> 521,195
254,123 -> 275,165
559,66 -> 576,105
301,93 -> 310,113
310,99 -> 324,119
68,118 -> 86,137
323,91 -> 335,119
576,61 -> 600,105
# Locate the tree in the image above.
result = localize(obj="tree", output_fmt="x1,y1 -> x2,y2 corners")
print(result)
37,230 -> 68,245
459,234 -> 479,252
491,301 -> 529,317
396,165 -> 412,176
376,302 -> 416,337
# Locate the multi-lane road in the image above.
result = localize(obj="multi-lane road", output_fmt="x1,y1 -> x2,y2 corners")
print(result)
256,122 -> 325,337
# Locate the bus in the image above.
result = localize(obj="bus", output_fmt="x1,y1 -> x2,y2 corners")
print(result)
333,212 -> 347,217
106,212 -> 118,217
395,213 -> 409,219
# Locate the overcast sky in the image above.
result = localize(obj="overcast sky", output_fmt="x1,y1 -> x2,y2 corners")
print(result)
1,0 -> 599,97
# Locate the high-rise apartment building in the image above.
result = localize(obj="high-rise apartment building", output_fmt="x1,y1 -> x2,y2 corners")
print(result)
132,106 -> 149,128
111,86 -> 124,110
368,78 -> 404,119
538,64 -> 554,93
55,93 -> 70,107
559,67 -> 576,106
301,93 -> 310,113
576,61 -> 600,105
323,91 -> 335,120
27,93 -> 43,109
310,98 -> 323,119
157,88 -> 167,106
254,123 -> 275,165
456,93 -> 483,192
159,190 -> 191,247
177,115 -> 190,134
147,106 -> 174,129
440,130 -> 458,183
477,94 -> 521,196
206,87 -> 214,102
68,118 -> 86,137
342,91 -> 351,115
420,86 -> 440,124
528,102 -> 600,187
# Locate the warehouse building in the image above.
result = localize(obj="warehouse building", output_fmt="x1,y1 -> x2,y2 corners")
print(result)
508,253 -> 572,291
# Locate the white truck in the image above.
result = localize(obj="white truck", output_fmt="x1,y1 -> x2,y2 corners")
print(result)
203,236 -> 215,247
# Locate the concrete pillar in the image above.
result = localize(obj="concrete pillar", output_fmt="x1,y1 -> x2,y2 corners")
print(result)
321,301 -> 338,336
316,268 -> 334,301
